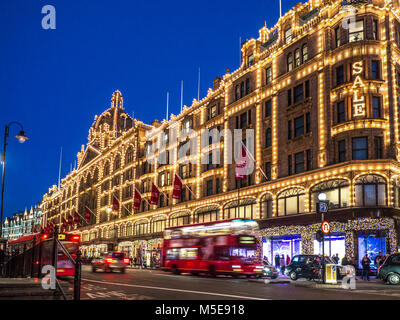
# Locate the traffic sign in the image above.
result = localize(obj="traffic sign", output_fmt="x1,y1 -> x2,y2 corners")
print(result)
322,221 -> 330,234
319,202 -> 328,213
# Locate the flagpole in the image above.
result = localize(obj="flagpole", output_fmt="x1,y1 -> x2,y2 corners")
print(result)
58,147 -> 62,189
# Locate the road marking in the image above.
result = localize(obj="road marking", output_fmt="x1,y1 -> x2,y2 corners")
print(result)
82,278 -> 267,300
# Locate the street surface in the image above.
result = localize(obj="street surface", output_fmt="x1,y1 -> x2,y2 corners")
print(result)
59,265 -> 400,300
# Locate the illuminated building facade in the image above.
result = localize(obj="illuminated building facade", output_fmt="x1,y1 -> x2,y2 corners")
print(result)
41,0 -> 400,268
2,206 -> 42,240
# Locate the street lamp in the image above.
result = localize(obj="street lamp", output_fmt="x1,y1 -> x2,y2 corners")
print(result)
0,122 -> 28,277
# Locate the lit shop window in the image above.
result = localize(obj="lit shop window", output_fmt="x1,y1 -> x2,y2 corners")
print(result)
310,180 -> 350,211
278,188 -> 305,216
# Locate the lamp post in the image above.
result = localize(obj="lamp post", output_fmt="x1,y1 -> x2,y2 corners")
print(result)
317,192 -> 328,284
0,122 -> 28,276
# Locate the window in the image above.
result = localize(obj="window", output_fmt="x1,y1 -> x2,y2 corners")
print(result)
240,112 -> 247,128
216,178 -> 220,194
206,180 -> 213,196
349,20 -> 364,42
196,210 -> 218,224
240,82 -> 245,98
288,120 -> 292,140
337,101 -> 346,123
287,53 -> 293,72
265,162 -> 271,181
261,194 -> 272,218
295,152 -> 305,174
210,105 -> 217,119
288,155 -> 292,176
311,180 -> 350,211
336,65 -> 345,86
266,67 -> 272,84
372,97 -> 381,118
248,54 -> 254,67
355,175 -> 386,207
306,149 -> 311,171
294,84 -> 304,103
352,137 -> 368,160
278,188 -> 305,216
235,85 -> 240,101
302,44 -> 308,63
374,136 -> 383,159
371,61 -> 380,80
294,116 -> 305,137
265,100 -> 272,117
373,19 -> 378,40
285,28 -> 292,44
245,78 -> 250,95
305,80 -> 310,98
335,27 -> 341,47
265,128 -> 272,148
339,140 -> 346,163
295,49 -> 301,68
306,112 -> 310,133
288,89 -> 292,106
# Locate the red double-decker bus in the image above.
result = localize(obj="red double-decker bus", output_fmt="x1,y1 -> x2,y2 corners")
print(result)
8,233 -> 81,277
161,219 -> 263,277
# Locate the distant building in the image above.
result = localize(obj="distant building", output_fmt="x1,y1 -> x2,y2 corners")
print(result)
2,205 -> 42,240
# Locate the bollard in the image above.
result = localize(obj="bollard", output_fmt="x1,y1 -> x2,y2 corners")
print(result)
74,250 -> 82,300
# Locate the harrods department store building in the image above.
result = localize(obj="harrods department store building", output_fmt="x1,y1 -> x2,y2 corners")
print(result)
41,0 -> 400,267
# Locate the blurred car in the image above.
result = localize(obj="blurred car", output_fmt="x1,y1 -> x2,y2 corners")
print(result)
91,251 -> 129,273
285,255 -> 346,281
378,253 -> 400,285
259,264 -> 279,279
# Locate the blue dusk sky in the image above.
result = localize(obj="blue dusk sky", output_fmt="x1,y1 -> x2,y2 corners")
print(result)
0,0 -> 300,218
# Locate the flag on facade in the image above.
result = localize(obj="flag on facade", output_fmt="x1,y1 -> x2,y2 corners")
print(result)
172,174 -> 183,199
74,212 -> 80,225
68,214 -> 73,226
150,183 -> 160,205
85,207 -> 92,223
235,143 -> 251,181
112,195 -> 120,213
133,188 -> 142,210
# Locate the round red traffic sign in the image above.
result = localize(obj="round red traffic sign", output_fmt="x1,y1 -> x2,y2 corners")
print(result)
322,221 -> 330,234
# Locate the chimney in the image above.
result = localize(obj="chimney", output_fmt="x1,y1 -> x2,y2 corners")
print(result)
213,76 -> 222,90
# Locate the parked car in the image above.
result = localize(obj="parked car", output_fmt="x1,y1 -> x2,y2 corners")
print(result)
285,255 -> 345,281
91,251 -> 129,273
378,253 -> 400,285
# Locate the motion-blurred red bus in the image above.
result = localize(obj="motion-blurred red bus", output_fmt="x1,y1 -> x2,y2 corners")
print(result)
8,233 -> 81,277
161,219 -> 263,277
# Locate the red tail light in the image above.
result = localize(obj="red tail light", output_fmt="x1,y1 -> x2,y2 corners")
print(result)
71,235 -> 80,241
41,234 -> 48,240
123,258 -> 129,264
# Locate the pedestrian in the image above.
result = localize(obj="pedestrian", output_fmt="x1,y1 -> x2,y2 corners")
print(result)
280,254 -> 286,275
263,256 -> 269,266
286,254 -> 291,266
361,254 -> 371,281
341,255 -> 349,266
374,252 -> 384,269
275,254 -> 280,269
333,254 -> 340,264
130,256 -> 133,267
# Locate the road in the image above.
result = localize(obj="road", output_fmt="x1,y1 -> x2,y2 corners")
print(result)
59,265 -> 400,300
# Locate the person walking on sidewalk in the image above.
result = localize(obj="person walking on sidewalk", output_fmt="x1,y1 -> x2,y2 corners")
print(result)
280,255 -> 286,275
286,255 -> 291,266
361,254 -> 371,281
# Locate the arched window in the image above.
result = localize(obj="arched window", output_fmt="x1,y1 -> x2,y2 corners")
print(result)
194,206 -> 219,224
152,217 -> 167,233
310,180 -> 349,211
170,213 -> 190,227
287,53 -> 293,72
103,161 -> 110,177
114,155 -> 121,171
302,44 -> 308,63
223,198 -> 256,220
278,188 -> 305,216
295,48 -> 301,68
265,128 -> 272,148
355,175 -> 386,207
125,146 -> 134,164
134,221 -> 149,236
261,194 -> 273,219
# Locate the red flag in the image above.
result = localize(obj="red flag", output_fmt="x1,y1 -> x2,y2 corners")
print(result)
74,212 -> 80,225
112,195 -> 120,213
172,174 -> 183,199
235,144 -> 251,180
68,215 -> 73,226
85,207 -> 92,222
150,183 -> 160,205
133,188 -> 142,210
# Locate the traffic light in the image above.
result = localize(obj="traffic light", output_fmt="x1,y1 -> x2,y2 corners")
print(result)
316,230 -> 324,243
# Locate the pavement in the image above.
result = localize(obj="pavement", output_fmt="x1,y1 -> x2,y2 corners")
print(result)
54,265 -> 400,300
